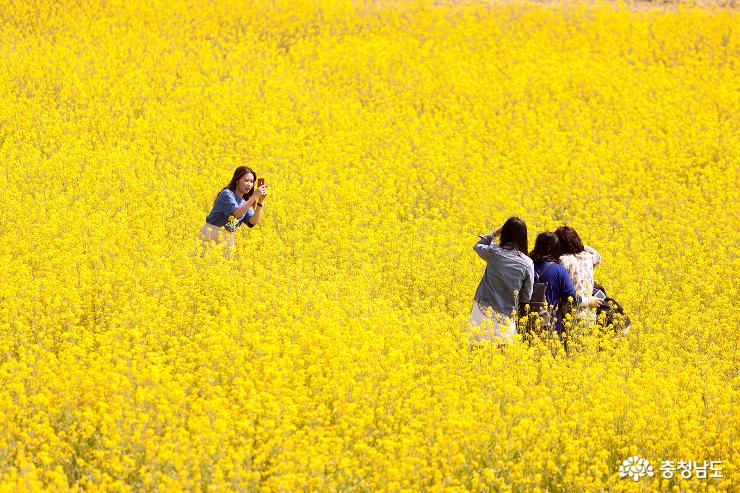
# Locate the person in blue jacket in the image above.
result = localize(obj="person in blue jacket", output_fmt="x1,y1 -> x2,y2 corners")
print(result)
529,232 -> 601,338
199,166 -> 267,247
470,216 -> 534,344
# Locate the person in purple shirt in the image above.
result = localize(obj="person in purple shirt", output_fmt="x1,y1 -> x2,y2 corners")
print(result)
200,166 -> 267,248
529,232 -> 601,338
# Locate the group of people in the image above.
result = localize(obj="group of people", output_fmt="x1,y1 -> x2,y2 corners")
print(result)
200,170 -> 613,345
470,216 -> 606,344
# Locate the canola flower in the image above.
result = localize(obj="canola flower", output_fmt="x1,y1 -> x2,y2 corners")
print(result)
0,0 -> 738,491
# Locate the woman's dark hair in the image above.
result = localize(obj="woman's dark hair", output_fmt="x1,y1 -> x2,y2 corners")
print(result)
218,166 -> 257,203
555,226 -> 585,255
499,216 -> 528,255
530,232 -> 561,264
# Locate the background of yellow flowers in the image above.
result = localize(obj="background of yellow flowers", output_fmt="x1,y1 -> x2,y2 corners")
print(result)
0,0 -> 738,491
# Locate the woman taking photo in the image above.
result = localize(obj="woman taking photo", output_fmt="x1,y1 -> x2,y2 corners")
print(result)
554,226 -> 601,326
470,216 -> 534,344
528,232 -> 601,338
200,166 -> 267,247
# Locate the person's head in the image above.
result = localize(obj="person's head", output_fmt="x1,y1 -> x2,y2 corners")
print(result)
555,226 -> 585,255
530,232 -> 561,263
499,216 -> 528,255
224,166 -> 257,200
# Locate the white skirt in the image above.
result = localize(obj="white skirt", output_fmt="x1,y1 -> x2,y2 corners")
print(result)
469,301 -> 516,344
199,223 -> 235,247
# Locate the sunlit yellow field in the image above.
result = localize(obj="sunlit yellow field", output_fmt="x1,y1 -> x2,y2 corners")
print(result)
0,0 -> 738,491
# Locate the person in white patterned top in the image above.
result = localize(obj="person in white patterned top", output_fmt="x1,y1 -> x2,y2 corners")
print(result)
555,226 -> 602,326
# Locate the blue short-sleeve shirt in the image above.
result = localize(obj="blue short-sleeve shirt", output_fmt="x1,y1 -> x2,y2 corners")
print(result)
534,261 -> 579,307
206,189 -> 255,228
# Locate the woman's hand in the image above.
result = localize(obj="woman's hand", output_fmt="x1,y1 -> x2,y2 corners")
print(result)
589,298 -> 603,309
490,227 -> 502,237
248,185 -> 267,227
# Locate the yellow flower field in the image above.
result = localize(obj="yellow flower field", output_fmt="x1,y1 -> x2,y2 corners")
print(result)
0,0 -> 738,491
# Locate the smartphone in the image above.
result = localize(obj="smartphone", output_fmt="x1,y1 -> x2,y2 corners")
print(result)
594,290 -> 606,300
257,178 -> 265,187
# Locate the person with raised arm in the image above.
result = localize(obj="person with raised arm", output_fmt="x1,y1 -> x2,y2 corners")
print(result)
470,216 -> 534,344
200,166 -> 267,248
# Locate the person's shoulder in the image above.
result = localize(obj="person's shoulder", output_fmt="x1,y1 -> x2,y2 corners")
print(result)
539,260 -> 561,270
219,188 -> 240,202
559,255 -> 576,269
575,250 -> 594,261
583,245 -> 601,260
520,254 -> 534,268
